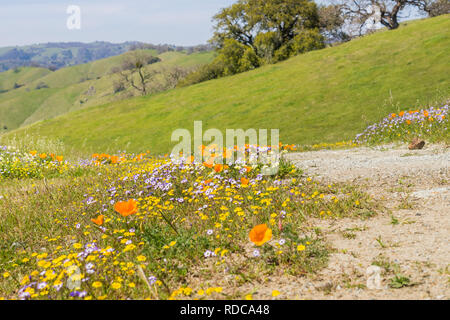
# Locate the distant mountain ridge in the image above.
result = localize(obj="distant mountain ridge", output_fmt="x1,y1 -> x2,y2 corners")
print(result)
0,42 -> 211,72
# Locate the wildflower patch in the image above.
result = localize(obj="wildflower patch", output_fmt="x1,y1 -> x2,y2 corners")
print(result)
354,102 -> 448,145
0,147 -> 375,300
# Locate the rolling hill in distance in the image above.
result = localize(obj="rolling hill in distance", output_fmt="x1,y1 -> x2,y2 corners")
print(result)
1,15 -> 449,156
0,41 -> 211,72
0,42 -> 133,71
0,49 -> 215,131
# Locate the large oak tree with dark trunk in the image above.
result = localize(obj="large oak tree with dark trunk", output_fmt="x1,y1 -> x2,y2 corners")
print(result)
180,0 -> 325,86
339,0 -> 446,35
211,0 -> 323,58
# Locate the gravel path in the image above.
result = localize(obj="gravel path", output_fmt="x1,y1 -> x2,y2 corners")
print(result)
276,143 -> 450,299
286,143 -> 449,185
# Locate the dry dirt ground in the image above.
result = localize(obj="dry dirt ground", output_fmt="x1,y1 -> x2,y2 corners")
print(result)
257,143 -> 449,299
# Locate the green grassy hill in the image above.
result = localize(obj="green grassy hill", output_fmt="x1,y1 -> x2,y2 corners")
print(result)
0,67 -> 51,92
2,15 -> 449,155
0,50 -> 214,130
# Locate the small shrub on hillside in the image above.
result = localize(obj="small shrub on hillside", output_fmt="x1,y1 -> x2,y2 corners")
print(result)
13,82 -> 24,89
177,60 -> 225,87
35,82 -> 49,90
113,81 -> 126,93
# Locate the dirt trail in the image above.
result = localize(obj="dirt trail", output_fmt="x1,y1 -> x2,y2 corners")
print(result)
274,143 -> 449,299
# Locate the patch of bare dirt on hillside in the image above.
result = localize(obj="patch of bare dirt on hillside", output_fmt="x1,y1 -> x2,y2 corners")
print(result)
259,143 -> 450,300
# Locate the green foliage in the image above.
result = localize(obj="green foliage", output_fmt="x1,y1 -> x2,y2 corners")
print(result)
272,156 -> 303,180
254,32 -> 280,64
291,30 -> 326,55
204,0 -> 324,80
180,38 -> 262,86
177,60 -> 225,87
389,275 -> 411,288
274,30 -> 325,62
216,39 -> 260,76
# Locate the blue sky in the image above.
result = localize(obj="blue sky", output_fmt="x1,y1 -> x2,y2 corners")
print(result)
0,0 -> 237,47
0,1 -> 423,47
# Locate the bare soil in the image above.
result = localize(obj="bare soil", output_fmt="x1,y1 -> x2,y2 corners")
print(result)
253,143 -> 449,299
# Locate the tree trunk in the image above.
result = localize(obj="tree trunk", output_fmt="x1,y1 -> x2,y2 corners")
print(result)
138,67 -> 147,95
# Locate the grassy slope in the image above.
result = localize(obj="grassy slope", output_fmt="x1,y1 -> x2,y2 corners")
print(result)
0,67 -> 51,91
0,50 -> 214,130
3,15 -> 450,155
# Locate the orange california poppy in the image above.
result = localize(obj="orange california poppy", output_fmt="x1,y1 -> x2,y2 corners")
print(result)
244,166 -> 252,173
56,156 -> 64,162
110,156 -> 119,164
399,111 -> 405,117
199,145 -> 209,157
203,161 -> 213,169
214,163 -> 224,173
223,149 -> 233,159
30,150 -> 37,156
406,120 -> 411,125
249,224 -> 272,246
39,153 -> 47,159
91,215 -> 104,226
186,155 -> 195,164
203,179 -> 213,185
241,177 -> 249,186
114,199 -> 138,217
203,156 -> 215,168
423,110 -> 429,117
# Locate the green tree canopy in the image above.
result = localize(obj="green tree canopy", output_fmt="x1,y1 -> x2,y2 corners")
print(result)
180,0 -> 325,86
211,0 -> 324,64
